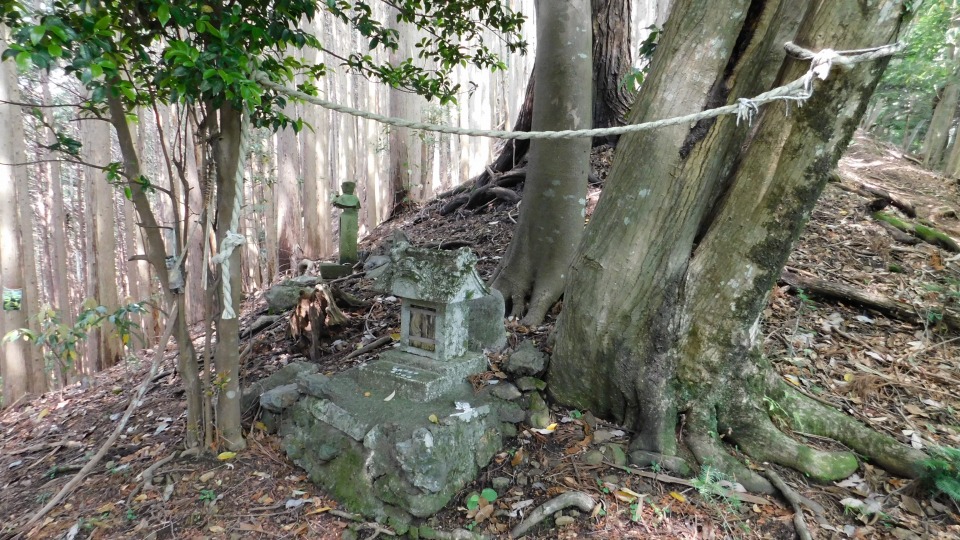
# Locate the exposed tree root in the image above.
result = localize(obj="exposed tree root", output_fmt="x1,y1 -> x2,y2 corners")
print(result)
440,167 -> 527,215
766,380 -> 926,478
684,408 -> 774,494
627,449 -> 693,476
726,407 -> 859,483
490,269 -> 562,326
765,468 -> 822,540
509,491 -> 595,538
624,361 -> 924,501
605,462 -> 776,506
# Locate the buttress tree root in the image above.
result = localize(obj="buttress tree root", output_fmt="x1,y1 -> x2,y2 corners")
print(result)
620,360 -> 926,496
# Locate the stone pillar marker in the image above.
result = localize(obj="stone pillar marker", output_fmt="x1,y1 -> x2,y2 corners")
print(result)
332,181 -> 360,265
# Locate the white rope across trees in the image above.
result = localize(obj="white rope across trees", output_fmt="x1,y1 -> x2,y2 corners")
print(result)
253,41 -> 902,140
210,109 -> 251,319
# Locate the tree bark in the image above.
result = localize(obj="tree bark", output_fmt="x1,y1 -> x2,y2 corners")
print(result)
592,0 -> 633,146
212,104 -> 247,451
41,73 -> 72,331
551,0 -> 922,492
301,23 -> 333,261
921,78 -> 959,169
491,0 -> 593,325
107,95 -> 203,449
1,24 -> 32,404
276,117 -> 302,274
82,114 -> 123,370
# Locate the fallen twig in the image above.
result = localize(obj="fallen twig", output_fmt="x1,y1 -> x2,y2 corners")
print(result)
344,335 -> 393,360
10,440 -> 84,455
126,452 -> 177,505
510,491 -> 595,538
603,461 -> 777,506
780,269 -> 960,332
20,303 -> 178,533
765,468 -> 824,540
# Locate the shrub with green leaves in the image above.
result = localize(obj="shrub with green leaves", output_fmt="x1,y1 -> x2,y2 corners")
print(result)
920,446 -> 960,502
2,300 -> 147,382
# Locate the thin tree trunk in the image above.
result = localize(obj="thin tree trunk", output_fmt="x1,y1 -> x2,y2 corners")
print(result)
263,142 -> 279,284
275,121 -> 302,274
84,116 -> 122,370
41,73 -> 72,330
491,0 -> 593,325
212,104 -> 247,451
1,24 -> 32,404
107,95 -> 203,449
301,24 -> 333,261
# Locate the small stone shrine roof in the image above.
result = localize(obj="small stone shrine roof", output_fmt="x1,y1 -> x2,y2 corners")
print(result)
371,237 -> 488,304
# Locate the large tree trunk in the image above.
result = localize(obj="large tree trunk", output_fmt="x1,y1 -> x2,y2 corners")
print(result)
212,104 -> 247,451
550,0 -> 923,493
491,0 -> 593,325
592,0 -> 633,146
1,24 -> 32,404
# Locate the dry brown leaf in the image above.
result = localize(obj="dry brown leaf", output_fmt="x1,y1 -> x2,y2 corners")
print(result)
511,447 -> 525,467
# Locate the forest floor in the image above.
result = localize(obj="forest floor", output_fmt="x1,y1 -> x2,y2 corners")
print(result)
2,132 -> 960,539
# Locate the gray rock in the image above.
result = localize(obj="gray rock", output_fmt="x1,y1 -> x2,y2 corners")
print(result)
467,288 -> 506,352
501,422 -> 518,438
265,279 -> 317,313
242,362 -> 318,412
606,444 -> 628,467
490,382 -> 522,401
526,392 -> 551,429
498,403 -> 526,424
491,477 -> 511,491
260,384 -> 301,412
297,372 -> 332,398
555,515 -> 575,526
592,430 -> 616,444
583,450 -> 604,466
291,275 -> 324,286
505,340 -> 547,377
515,376 -> 546,392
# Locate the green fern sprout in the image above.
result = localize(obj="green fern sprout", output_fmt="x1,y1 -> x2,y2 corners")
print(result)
920,446 -> 960,502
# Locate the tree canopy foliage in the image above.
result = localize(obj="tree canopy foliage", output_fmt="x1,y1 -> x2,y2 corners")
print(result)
2,0 -> 526,132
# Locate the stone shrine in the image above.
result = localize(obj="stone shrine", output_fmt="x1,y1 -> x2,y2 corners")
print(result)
275,238 -> 510,531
